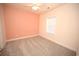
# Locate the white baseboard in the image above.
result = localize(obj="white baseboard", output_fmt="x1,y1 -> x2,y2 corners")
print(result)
39,34 -> 76,52
7,34 -> 39,42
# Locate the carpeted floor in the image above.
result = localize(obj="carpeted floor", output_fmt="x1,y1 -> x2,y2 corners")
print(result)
0,36 -> 76,56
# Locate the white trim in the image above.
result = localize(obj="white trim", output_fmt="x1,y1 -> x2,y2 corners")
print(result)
39,34 -> 76,52
7,34 -> 39,42
0,5 -> 6,50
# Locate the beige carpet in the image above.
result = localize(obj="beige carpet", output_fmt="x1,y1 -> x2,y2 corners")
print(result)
0,36 -> 76,56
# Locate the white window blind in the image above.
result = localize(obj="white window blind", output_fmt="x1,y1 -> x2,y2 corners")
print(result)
46,17 -> 56,34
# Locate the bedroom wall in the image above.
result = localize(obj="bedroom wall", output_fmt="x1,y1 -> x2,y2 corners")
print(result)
39,4 -> 79,51
4,5 -> 39,40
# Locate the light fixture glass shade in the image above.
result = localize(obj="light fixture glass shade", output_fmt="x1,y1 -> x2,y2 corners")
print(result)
32,6 -> 40,11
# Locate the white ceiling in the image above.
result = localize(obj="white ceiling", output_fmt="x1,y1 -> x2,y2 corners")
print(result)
4,3 -> 64,14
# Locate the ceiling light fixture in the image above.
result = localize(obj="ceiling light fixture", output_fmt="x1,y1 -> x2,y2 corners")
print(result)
32,6 -> 40,11
32,3 -> 41,11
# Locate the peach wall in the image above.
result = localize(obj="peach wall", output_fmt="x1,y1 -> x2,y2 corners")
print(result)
4,5 -> 39,40
39,4 -> 79,51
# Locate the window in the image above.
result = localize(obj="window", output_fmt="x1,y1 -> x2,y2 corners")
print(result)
46,17 -> 56,34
